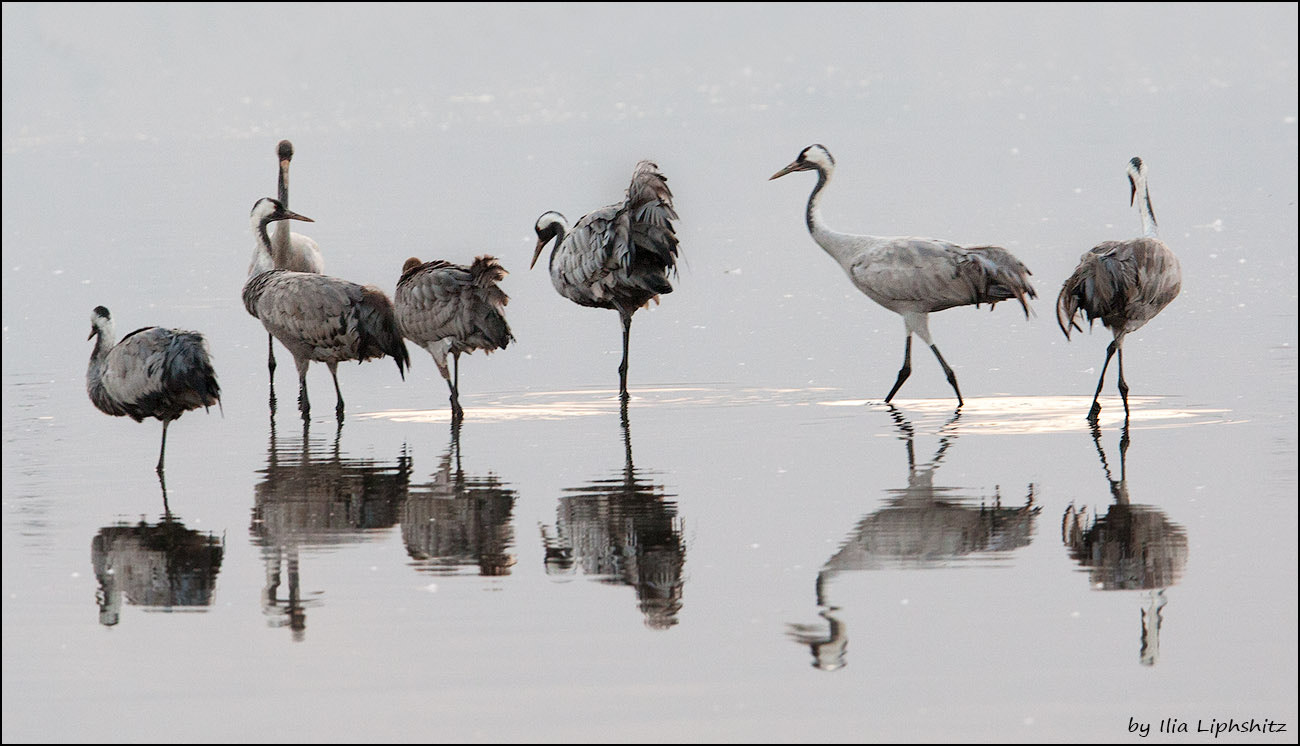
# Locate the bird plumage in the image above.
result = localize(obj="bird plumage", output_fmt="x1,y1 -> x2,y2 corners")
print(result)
532,160 -> 680,398
86,306 -> 221,471
770,144 -> 1035,406
396,255 -> 513,420
243,198 -> 409,418
1056,156 -> 1181,421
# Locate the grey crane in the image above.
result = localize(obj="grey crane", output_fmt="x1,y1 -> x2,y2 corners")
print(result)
248,140 -> 325,380
1057,157 -> 1182,422
86,306 -> 222,472
770,144 -> 1036,406
395,255 -> 514,421
531,160 -> 680,399
242,198 -> 410,419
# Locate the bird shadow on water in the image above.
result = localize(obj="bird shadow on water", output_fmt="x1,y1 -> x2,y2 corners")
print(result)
1061,422 -> 1189,667
539,401 -> 687,630
249,416 -> 411,641
90,472 -> 225,627
402,421 -> 519,577
786,405 -> 1040,670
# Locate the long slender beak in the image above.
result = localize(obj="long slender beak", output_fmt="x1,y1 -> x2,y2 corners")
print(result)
769,161 -> 804,180
88,328 -> 95,341
1129,176 -> 1136,207
281,209 -> 314,223
530,238 -> 546,270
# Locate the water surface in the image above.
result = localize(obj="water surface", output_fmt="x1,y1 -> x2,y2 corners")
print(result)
3,4 -> 1296,742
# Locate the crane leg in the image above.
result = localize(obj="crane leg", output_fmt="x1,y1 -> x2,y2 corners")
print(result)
618,312 -> 632,400
929,344 -> 963,407
449,352 -> 464,421
156,419 -> 170,473
295,357 -> 311,418
884,336 -> 913,403
267,334 -> 277,376
328,363 -> 344,420
1116,347 -> 1130,419
1088,341 -> 1118,422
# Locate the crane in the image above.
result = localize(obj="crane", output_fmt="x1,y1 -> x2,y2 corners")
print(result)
243,198 -> 409,419
86,306 -> 221,472
395,255 -> 513,421
248,140 -> 324,379
532,160 -> 680,399
770,144 -> 1036,406
1057,156 -> 1181,421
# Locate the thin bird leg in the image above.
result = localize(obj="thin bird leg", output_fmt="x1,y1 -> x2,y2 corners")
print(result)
884,336 -> 913,403
156,419 -> 170,473
445,376 -> 463,422
450,352 -> 464,421
295,356 -> 311,418
1117,347 -> 1131,419
157,469 -> 171,517
1088,341 -> 1118,422
267,335 -> 278,414
328,363 -> 344,420
929,344 -> 963,407
618,311 -> 633,399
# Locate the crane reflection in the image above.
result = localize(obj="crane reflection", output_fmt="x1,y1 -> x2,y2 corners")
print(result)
540,404 -> 686,629
788,406 -> 1038,670
1061,423 -> 1188,666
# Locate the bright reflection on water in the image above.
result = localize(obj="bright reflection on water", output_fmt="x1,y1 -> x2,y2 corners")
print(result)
3,3 -> 1296,742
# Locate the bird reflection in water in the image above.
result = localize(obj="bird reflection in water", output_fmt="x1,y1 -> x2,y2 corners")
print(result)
91,472 -> 224,626
540,404 -> 686,629
250,417 -> 411,641
1061,423 -> 1188,666
788,406 -> 1039,670
402,422 -> 518,576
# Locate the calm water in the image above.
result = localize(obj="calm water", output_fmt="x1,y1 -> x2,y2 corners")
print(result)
3,4 -> 1296,742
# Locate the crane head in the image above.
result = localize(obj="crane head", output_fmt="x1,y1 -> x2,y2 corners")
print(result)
770,144 -> 835,180
532,211 -> 567,270
250,197 -> 314,228
88,305 -> 112,341
1126,156 -> 1145,207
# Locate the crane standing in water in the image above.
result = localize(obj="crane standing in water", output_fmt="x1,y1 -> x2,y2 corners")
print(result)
532,160 -> 680,399
1056,157 -> 1182,422
770,144 -> 1036,406
395,255 -> 514,421
248,140 -> 325,379
243,198 -> 409,420
86,306 -> 222,472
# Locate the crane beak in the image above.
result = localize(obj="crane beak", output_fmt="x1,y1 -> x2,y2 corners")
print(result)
88,327 -> 96,341
280,209 -> 314,223
1128,176 -> 1136,207
530,239 -> 546,270
769,161 -> 805,180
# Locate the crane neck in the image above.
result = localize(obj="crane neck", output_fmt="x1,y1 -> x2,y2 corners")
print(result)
273,161 -> 293,251
1135,178 -> 1158,238
804,166 -> 859,268
253,216 -> 290,270
89,327 -> 116,364
548,222 -> 569,271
